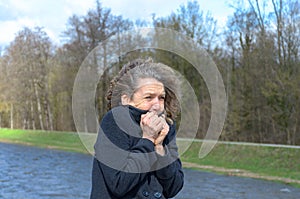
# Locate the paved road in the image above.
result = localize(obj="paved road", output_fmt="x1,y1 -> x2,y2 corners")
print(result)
1,142 -> 299,199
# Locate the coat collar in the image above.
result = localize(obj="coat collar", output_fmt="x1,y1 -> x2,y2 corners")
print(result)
128,105 -> 148,124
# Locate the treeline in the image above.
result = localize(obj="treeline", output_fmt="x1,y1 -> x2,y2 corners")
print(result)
0,0 -> 299,145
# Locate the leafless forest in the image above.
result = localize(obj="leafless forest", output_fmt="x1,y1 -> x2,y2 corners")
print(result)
0,0 -> 299,145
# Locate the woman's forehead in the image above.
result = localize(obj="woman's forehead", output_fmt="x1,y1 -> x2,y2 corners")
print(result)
135,78 -> 165,93
137,78 -> 163,87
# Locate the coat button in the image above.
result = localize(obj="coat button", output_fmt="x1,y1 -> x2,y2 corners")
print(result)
153,192 -> 162,198
142,190 -> 149,197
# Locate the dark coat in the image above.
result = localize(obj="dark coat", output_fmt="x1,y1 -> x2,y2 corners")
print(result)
90,105 -> 184,199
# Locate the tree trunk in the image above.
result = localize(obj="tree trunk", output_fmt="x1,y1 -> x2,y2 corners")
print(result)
34,80 -> 44,130
44,99 -> 49,130
272,0 -> 284,66
10,103 -> 13,129
84,110 -> 88,133
30,100 -> 36,130
257,109 -> 263,143
23,118 -> 27,129
47,102 -> 53,131
286,129 -> 291,145
23,101 -> 29,129
45,75 -> 53,131
292,117 -> 297,145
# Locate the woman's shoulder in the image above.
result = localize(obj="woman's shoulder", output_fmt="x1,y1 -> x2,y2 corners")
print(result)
101,109 -> 114,123
100,106 -> 142,138
100,106 -> 126,124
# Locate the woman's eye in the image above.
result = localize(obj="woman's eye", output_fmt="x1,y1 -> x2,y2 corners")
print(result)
160,96 -> 165,100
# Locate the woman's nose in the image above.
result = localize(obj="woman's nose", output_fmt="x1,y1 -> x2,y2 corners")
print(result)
151,103 -> 160,110
151,97 -> 161,110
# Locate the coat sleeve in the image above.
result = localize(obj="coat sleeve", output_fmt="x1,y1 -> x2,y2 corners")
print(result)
92,111 -> 158,198
155,123 -> 184,198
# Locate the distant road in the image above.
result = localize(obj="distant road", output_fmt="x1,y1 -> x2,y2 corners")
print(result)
177,138 -> 300,149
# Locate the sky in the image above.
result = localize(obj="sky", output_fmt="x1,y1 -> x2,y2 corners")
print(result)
0,0 -> 235,48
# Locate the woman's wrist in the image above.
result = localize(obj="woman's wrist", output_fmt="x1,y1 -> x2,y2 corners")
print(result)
142,135 -> 155,143
155,144 -> 165,156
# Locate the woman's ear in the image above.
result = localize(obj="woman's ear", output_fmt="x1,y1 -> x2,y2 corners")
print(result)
121,94 -> 131,105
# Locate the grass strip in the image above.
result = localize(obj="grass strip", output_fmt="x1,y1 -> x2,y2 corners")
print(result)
0,128 -> 88,154
181,141 -> 300,187
1,128 -> 299,187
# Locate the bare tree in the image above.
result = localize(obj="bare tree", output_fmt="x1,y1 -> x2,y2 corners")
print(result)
4,27 -> 53,130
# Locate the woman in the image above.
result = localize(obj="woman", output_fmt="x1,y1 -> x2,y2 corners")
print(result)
90,58 -> 184,199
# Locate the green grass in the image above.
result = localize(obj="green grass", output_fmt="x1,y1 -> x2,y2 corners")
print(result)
0,128 -> 88,153
1,128 -> 300,187
181,141 -> 300,187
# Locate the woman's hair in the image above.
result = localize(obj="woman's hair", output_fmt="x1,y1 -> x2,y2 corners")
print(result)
106,58 -> 181,123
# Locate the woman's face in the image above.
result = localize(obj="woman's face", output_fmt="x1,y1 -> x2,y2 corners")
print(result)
122,78 -> 165,114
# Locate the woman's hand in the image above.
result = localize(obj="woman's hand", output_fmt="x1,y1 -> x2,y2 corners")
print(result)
154,114 -> 169,146
140,112 -> 169,156
140,112 -> 166,143
154,115 -> 169,156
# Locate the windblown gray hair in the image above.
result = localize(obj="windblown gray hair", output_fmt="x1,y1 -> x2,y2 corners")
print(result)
106,58 -> 181,123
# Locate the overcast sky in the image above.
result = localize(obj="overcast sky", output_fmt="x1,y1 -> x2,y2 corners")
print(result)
0,0 -> 234,47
